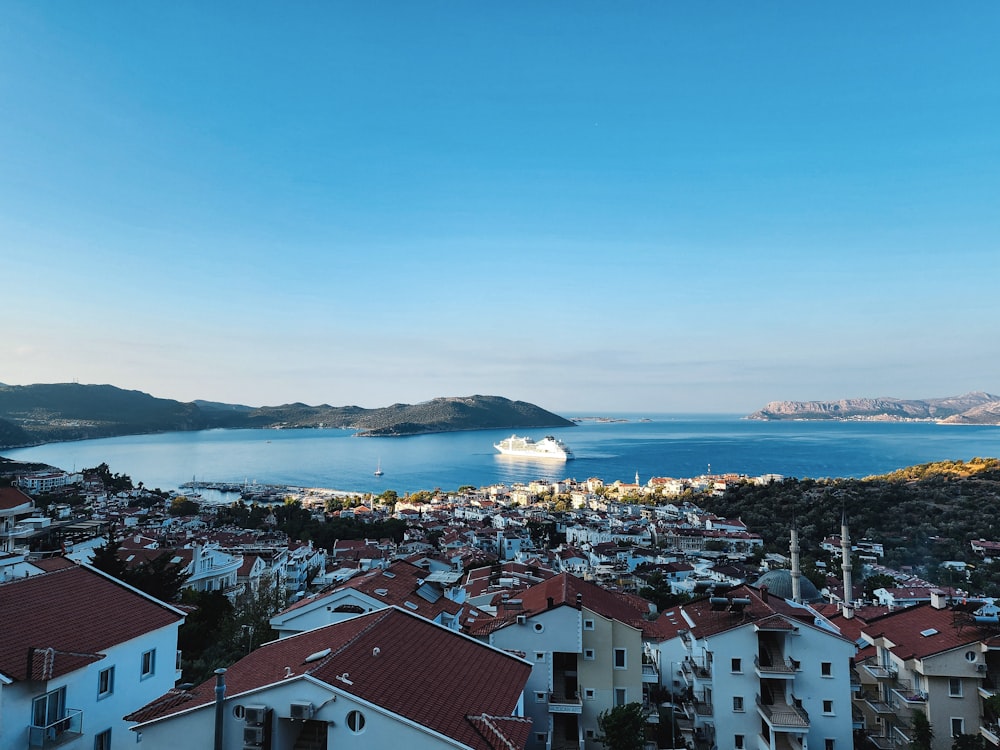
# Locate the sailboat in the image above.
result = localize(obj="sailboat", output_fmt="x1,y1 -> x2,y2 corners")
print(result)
374,458 -> 384,477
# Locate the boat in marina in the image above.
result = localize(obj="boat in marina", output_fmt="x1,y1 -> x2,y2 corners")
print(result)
374,458 -> 384,476
493,434 -> 573,460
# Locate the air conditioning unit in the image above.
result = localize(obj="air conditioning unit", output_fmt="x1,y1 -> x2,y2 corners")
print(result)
516,614 -> 527,625
978,663 -> 988,672
289,701 -> 314,720
243,725 -> 265,745
244,705 -> 269,725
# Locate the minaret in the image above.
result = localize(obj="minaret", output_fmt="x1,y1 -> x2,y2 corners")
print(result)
790,526 -> 802,604
635,470 -> 640,486
841,510 -> 854,619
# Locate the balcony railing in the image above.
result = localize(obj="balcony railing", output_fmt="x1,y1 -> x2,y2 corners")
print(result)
754,655 -> 799,677
865,735 -> 894,750
28,708 -> 84,748
755,696 -> 809,729
861,658 -> 897,680
861,693 -> 895,715
548,691 -> 582,714
890,677 -> 927,705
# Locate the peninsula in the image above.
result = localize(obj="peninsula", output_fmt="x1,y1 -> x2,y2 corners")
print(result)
747,391 -> 1000,424
0,383 -> 573,448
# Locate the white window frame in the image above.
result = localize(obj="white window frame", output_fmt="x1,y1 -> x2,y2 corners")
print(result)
951,717 -> 964,737
141,649 -> 156,679
949,678 -> 963,697
95,728 -> 112,750
735,735 -> 745,750
583,619 -> 595,630
584,648 -> 595,661
614,648 -> 627,670
733,696 -> 744,712
98,666 -> 115,699
614,687 -> 627,706
821,661 -> 832,677
584,688 -> 595,700
822,699 -> 834,715
731,657 -> 741,673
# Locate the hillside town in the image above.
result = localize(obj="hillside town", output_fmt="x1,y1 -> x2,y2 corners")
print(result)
4,462 -> 1000,750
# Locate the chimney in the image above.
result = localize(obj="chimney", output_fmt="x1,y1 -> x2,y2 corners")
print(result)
213,668 -> 226,750
930,589 -> 948,610
547,596 -> 555,610
790,527 -> 802,604
760,585 -> 768,602
841,511 -> 854,619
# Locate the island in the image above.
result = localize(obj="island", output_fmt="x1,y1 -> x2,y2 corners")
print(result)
747,391 -> 1000,424
0,383 -> 573,448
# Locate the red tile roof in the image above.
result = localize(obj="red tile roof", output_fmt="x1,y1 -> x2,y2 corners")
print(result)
0,486 -> 34,512
860,602 -> 991,660
0,562 -> 185,682
130,607 -> 532,750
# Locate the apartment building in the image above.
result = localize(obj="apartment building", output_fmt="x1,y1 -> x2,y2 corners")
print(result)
0,558 -> 185,750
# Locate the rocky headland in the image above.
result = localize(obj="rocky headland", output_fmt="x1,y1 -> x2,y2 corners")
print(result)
747,391 -> 1000,424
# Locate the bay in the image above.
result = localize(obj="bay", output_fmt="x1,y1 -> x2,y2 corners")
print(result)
3,416 -> 1000,497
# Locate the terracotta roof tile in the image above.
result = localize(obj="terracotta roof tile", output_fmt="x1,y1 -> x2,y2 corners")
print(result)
0,486 -> 34,512
0,562 -> 184,682
130,607 -> 531,750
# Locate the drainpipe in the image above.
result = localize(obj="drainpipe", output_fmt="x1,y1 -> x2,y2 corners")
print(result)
214,668 -> 226,750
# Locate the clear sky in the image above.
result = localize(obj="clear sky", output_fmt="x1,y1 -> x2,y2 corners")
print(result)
3,3 -> 998,413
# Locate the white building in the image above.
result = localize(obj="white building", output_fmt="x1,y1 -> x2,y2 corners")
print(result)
128,606 -> 533,750
0,558 -> 185,750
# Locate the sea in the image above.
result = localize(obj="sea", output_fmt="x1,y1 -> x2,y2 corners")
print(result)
4,415 -> 1000,501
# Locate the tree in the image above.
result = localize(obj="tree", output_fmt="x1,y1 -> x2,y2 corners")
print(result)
169,496 -> 200,516
952,734 -> 985,750
90,530 -> 129,579
912,709 -> 933,750
128,551 -> 190,602
596,702 -> 646,750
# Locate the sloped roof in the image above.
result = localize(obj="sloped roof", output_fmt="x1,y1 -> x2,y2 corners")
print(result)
0,562 -> 185,682
0,486 -> 33,513
129,607 -> 532,750
473,572 -> 657,637
860,601 -> 991,660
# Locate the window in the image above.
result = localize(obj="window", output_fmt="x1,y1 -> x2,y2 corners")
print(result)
535,692 -> 547,703
966,650 -> 978,663
95,729 -> 112,750
822,700 -> 833,714
731,658 -> 741,673
821,661 -> 832,676
733,696 -> 744,712
585,729 -> 596,740
949,678 -> 963,697
951,718 -> 964,737
584,688 -> 595,700
535,652 -> 545,661
614,648 -> 627,669
98,666 -> 114,698
735,735 -> 745,749
584,619 -> 595,630
825,740 -> 835,750
346,710 -> 365,733
141,649 -> 155,679
32,687 -> 66,732
584,649 -> 595,661
536,734 -> 547,744
614,688 -> 627,707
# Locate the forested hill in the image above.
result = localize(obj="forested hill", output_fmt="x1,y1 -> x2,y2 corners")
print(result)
703,457 -> 1000,593
0,383 -> 572,448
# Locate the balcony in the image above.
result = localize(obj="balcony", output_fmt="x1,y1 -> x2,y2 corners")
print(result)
756,697 -> 809,730
981,723 -> 1000,746
861,659 -> 896,681
642,663 -> 659,683
861,693 -> 895,715
865,735 -> 894,750
28,708 -> 84,748
692,693 -> 713,717
890,678 -> 927,706
754,655 -> 799,679
548,691 -> 582,715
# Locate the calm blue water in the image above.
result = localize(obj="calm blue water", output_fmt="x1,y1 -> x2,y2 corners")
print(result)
4,416 -> 999,496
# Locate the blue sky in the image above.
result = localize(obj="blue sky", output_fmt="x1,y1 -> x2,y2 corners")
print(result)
3,3 -> 998,413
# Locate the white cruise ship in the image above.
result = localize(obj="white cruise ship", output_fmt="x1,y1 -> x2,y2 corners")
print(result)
493,434 -> 574,460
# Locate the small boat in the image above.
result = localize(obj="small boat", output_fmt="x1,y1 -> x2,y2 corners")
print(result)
374,459 -> 384,477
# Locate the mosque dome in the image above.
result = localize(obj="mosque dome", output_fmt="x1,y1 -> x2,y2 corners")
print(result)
754,569 -> 823,603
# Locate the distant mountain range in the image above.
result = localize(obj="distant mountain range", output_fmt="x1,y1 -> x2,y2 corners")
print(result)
0,383 -> 573,449
747,391 -> 1000,424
